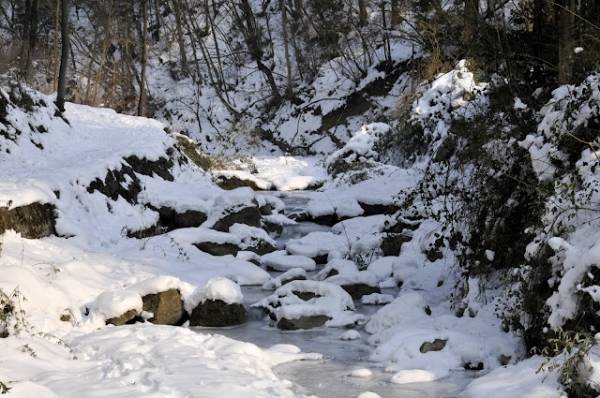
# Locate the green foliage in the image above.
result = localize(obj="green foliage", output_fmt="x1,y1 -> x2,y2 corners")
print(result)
175,135 -> 223,171
538,330 -> 598,397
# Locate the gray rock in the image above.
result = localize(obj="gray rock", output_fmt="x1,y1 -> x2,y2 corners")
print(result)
189,299 -> 246,327
341,283 -> 381,300
194,241 -> 241,256
419,338 -> 447,353
213,204 -> 261,231
142,289 -> 184,325
277,315 -> 331,330
106,309 -> 139,326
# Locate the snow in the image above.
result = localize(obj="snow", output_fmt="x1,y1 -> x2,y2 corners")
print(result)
262,268 -> 308,290
390,369 -> 445,384
361,293 -> 394,305
286,231 -> 349,259
463,356 -> 563,398
3,324 -> 319,397
350,368 -> 373,378
339,330 -> 361,341
358,392 -> 382,398
261,250 -> 317,272
326,123 -> 392,168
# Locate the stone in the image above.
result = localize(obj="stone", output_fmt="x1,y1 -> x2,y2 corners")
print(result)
213,204 -> 261,232
189,299 -> 246,327
358,201 -> 400,216
246,240 -> 277,256
0,202 -> 56,239
341,283 -> 381,300
419,338 -> 447,353
277,315 -> 331,330
194,241 -> 240,256
142,289 -> 184,325
380,233 -> 412,256
214,175 -> 263,191
106,309 -> 139,326
292,290 -> 321,301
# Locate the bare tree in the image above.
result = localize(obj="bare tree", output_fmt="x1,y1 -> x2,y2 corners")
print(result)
56,0 -> 69,113
137,0 -> 148,116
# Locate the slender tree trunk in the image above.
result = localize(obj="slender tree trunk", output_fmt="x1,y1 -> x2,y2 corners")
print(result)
557,0 -> 576,84
280,0 -> 293,99
172,0 -> 188,74
137,0 -> 148,116
20,0 -> 38,80
391,0 -> 401,26
357,0 -> 367,27
56,0 -> 69,113
463,0 -> 478,51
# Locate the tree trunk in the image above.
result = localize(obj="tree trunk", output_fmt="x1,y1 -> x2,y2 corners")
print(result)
234,0 -> 281,106
557,0 -> 576,84
357,0 -> 367,27
172,0 -> 188,74
20,0 -> 38,80
56,0 -> 69,113
280,0 -> 293,99
137,0 -> 148,116
463,0 -> 478,51
391,0 -> 402,26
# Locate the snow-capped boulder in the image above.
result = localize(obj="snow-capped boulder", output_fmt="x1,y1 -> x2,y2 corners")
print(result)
212,202 -> 262,232
188,278 -> 246,327
253,280 -> 363,330
261,251 -> 316,272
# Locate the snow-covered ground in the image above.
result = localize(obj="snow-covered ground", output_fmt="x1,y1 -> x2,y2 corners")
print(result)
0,84 -> 567,398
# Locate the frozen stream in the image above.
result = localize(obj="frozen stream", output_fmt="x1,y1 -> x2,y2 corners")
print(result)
194,192 -> 476,398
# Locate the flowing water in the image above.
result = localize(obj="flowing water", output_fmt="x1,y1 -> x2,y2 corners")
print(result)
194,192 -> 475,398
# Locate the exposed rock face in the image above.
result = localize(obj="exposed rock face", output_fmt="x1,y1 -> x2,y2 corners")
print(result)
0,202 -> 56,238
277,315 -> 331,330
128,206 -> 208,238
87,155 -> 174,204
189,299 -> 246,327
157,207 -> 207,229
213,204 -> 261,232
380,233 -> 412,256
106,309 -> 139,326
341,284 -> 381,300
194,241 -> 241,256
248,240 -> 276,255
419,338 -> 447,353
142,289 -> 184,325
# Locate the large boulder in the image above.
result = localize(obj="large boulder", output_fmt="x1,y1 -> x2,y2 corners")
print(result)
0,202 -> 56,238
277,315 -> 331,330
142,289 -> 184,325
213,204 -> 261,232
253,280 -> 363,330
194,241 -> 241,256
341,283 -> 381,300
189,299 -> 246,327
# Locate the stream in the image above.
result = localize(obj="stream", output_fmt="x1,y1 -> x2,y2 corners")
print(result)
195,192 -> 476,398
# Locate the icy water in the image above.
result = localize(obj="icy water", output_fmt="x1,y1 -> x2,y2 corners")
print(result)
195,192 -> 475,398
